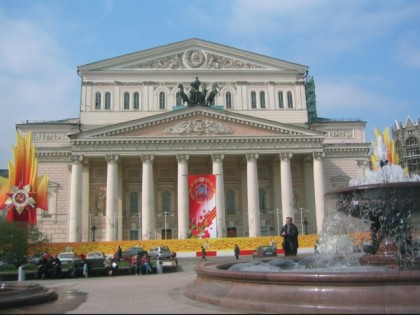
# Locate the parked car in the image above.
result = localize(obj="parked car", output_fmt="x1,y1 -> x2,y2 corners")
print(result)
113,246 -> 147,261
252,246 -> 277,258
58,252 -> 79,266
148,246 -> 172,260
86,251 -> 106,260
27,253 -> 44,265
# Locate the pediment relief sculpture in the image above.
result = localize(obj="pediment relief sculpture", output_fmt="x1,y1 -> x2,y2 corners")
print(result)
125,49 -> 263,70
164,119 -> 233,135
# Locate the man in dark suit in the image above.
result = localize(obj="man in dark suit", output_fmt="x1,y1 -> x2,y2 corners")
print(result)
280,217 -> 299,256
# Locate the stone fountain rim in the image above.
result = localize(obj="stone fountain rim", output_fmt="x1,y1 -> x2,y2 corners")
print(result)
196,259 -> 420,284
184,258 -> 420,314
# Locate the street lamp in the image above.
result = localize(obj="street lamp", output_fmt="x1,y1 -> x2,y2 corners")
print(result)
162,211 -> 170,240
271,209 -> 281,236
91,225 -> 96,242
296,208 -> 309,234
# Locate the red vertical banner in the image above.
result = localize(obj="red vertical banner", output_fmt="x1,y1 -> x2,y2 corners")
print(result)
188,175 -> 217,238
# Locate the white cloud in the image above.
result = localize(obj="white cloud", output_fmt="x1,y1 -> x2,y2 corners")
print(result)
0,8 -> 79,167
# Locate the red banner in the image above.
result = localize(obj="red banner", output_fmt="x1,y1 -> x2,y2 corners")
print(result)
188,175 -> 217,238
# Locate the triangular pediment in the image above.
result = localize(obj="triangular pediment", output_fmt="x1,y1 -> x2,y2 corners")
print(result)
78,38 -> 307,73
73,107 -> 323,140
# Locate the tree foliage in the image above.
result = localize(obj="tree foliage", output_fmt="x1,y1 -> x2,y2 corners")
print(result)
0,218 -> 49,268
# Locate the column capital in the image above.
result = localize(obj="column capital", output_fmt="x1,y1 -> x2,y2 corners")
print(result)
279,152 -> 293,161
313,152 -> 325,160
70,155 -> 83,164
176,154 -> 189,163
211,153 -> 224,162
246,153 -> 259,162
140,154 -> 154,163
105,155 -> 119,163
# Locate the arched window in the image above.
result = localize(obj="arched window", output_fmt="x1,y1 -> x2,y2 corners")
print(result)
162,191 -> 171,213
95,92 -> 101,110
251,91 -> 257,109
226,91 -> 232,109
278,91 -> 284,108
226,189 -> 235,215
105,92 -> 111,110
176,93 -> 182,106
134,92 -> 140,109
159,91 -> 166,109
124,92 -> 130,110
260,91 -> 266,108
129,191 -> 139,216
287,91 -> 293,108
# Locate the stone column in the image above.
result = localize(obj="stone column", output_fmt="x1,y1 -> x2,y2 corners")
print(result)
176,154 -> 189,239
81,161 -> 90,242
246,153 -> 260,237
212,153 -> 226,238
69,155 -> 83,242
105,155 -> 119,241
313,152 -> 326,234
280,152 -> 294,223
141,155 -> 155,240
303,156 -> 315,235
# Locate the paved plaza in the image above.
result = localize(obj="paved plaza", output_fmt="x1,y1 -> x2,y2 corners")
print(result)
0,257 -> 257,314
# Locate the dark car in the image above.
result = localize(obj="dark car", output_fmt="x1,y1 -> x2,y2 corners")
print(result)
114,246 -> 147,261
28,253 -> 44,265
252,246 -> 277,258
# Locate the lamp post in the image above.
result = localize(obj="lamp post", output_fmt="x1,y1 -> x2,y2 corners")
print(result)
162,211 -> 170,239
297,208 -> 309,234
91,225 -> 96,242
271,208 -> 281,236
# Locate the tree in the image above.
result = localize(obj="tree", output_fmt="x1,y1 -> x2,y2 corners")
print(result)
0,218 -> 49,268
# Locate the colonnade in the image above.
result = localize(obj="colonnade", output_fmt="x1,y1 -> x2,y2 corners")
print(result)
68,152 -> 326,242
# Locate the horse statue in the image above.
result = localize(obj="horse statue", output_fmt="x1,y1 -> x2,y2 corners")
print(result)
177,83 -> 190,106
206,82 -> 219,106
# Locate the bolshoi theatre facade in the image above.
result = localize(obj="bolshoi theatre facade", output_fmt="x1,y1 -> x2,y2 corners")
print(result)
15,39 -> 370,243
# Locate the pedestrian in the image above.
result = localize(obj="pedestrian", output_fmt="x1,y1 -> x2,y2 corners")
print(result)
117,245 -> 122,261
131,254 -> 141,275
104,256 -> 114,276
80,253 -> 88,278
234,244 -> 240,259
141,253 -> 152,274
51,254 -> 62,278
201,245 -> 207,261
280,216 -> 299,256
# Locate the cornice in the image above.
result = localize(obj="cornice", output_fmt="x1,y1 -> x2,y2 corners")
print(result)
70,137 -> 324,155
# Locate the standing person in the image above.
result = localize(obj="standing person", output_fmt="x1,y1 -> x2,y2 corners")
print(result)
280,217 -> 299,256
117,246 -> 123,261
131,254 -> 141,275
51,254 -> 62,279
80,253 -> 88,278
37,256 -> 49,280
141,253 -> 152,274
234,244 -> 240,259
201,245 -> 207,262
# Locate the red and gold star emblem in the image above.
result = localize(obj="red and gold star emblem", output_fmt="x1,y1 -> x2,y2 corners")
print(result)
0,131 -> 48,224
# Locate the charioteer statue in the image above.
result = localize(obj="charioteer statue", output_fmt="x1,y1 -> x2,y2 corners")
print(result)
177,77 -> 219,107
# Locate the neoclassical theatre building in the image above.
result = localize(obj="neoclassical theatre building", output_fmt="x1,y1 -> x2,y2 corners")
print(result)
16,39 -> 370,243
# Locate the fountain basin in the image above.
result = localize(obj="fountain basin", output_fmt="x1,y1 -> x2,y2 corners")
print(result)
0,282 -> 58,309
184,259 -> 420,314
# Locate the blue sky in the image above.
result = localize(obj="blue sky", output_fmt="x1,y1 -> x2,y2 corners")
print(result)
0,0 -> 419,168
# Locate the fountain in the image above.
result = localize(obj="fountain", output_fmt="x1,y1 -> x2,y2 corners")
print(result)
184,130 -> 420,313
